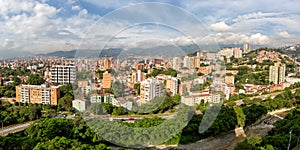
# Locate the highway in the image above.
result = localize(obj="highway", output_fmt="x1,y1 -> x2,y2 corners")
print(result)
0,121 -> 33,136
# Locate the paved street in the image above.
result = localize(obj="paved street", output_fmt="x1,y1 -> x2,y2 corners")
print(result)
0,122 -> 33,136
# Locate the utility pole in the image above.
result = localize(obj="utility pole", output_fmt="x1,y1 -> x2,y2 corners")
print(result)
287,130 -> 292,150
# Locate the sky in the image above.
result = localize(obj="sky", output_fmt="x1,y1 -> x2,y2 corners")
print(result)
1,0 -> 300,54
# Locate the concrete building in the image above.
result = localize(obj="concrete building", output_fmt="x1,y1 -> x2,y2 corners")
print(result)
269,63 -> 286,84
181,93 -> 221,106
90,94 -> 115,103
166,76 -> 178,96
16,84 -> 60,105
219,48 -> 234,58
243,43 -> 250,53
140,78 -> 164,102
172,57 -> 182,70
233,48 -> 242,58
72,99 -> 87,112
102,71 -> 111,89
131,70 -> 146,83
183,56 -> 194,69
219,47 -> 242,58
51,65 -> 76,85
194,57 -> 200,68
225,76 -> 235,85
104,59 -> 111,70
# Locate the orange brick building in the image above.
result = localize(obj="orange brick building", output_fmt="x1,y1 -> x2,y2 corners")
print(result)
16,84 -> 60,105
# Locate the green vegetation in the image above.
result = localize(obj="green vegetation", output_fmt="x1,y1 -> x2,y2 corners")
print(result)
26,74 -> 45,85
0,118 -> 111,150
133,83 -> 140,95
235,106 -> 300,150
146,68 -> 178,77
0,83 -> 16,98
234,106 -> 246,127
0,102 -> 43,126
77,71 -> 93,80
57,84 -> 75,112
180,106 -> 238,144
0,67 -> 31,77
112,80 -> 125,97
190,81 -> 210,92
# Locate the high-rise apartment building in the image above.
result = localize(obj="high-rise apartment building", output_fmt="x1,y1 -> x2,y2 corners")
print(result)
140,78 -> 164,102
166,76 -> 178,96
102,71 -> 111,89
219,47 -> 242,58
16,84 -> 60,105
194,57 -> 200,68
51,65 -> 76,85
243,43 -> 250,53
269,63 -> 286,84
183,56 -> 194,69
172,57 -> 182,70
104,59 -> 111,70
131,70 -> 146,83
233,48 -> 242,58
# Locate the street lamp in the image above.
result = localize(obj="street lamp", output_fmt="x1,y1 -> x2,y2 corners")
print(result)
287,130 -> 292,150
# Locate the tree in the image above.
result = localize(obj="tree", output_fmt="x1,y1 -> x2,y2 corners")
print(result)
133,83 -> 141,95
101,103 -> 114,114
173,94 -> 181,105
112,107 -> 125,116
58,94 -> 73,111
26,118 -> 74,141
112,80 -> 125,97
27,74 -> 45,85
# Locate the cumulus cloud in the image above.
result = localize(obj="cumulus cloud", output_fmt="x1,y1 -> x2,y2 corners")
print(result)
210,21 -> 231,32
0,0 -> 300,54
72,5 -> 81,11
277,31 -> 291,38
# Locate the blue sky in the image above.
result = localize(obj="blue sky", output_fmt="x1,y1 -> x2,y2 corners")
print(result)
0,0 -> 300,53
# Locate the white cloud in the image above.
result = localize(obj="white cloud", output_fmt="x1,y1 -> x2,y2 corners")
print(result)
232,12 -> 283,23
33,3 -> 58,17
72,5 -> 81,11
248,33 -> 270,45
277,31 -> 291,38
210,21 -> 231,32
1,0 -> 300,54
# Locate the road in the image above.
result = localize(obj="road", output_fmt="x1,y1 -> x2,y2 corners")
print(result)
232,88 -> 299,106
0,121 -> 33,136
85,113 -> 176,122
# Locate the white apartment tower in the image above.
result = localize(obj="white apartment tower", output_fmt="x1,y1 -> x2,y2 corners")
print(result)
140,78 -> 164,102
172,57 -> 182,70
51,65 -> 76,85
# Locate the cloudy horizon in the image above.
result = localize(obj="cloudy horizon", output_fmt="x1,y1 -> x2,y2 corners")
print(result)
1,0 -> 300,55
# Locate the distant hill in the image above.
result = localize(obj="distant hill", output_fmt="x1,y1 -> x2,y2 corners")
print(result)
37,48 -> 123,58
0,50 -> 34,60
37,50 -> 76,58
35,44 -> 266,59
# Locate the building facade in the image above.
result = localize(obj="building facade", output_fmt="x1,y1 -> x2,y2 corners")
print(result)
269,63 -> 286,84
102,72 -> 111,89
16,84 -> 60,105
51,65 -> 76,85
166,76 -> 178,96
140,78 -> 164,102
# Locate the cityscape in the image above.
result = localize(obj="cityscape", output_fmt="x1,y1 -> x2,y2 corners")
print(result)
1,0 -> 300,150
